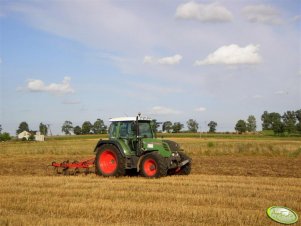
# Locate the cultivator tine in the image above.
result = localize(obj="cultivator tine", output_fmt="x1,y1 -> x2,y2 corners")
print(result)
49,157 -> 95,176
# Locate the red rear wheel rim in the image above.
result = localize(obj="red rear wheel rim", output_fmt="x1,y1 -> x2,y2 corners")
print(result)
143,159 -> 157,177
99,150 -> 117,174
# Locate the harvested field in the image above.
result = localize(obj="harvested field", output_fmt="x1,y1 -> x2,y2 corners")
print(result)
0,137 -> 300,225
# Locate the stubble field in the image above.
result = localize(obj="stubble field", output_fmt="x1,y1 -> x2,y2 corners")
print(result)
0,136 -> 300,225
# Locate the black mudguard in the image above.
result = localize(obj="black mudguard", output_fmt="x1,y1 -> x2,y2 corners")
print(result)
93,139 -> 126,157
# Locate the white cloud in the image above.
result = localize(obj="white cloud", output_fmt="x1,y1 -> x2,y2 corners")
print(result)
252,94 -> 263,99
143,56 -> 155,64
150,106 -> 181,115
242,5 -> 283,25
274,90 -> 287,95
27,76 -> 74,94
291,15 -> 301,22
144,54 -> 182,65
5,1 -> 155,55
62,99 -> 80,104
195,107 -> 206,112
175,2 -> 233,22
195,44 -> 262,65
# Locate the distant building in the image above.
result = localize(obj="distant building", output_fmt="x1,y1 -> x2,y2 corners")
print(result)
34,132 -> 45,142
17,131 -> 45,141
18,131 -> 31,140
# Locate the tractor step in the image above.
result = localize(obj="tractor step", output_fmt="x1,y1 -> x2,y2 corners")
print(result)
47,157 -> 95,175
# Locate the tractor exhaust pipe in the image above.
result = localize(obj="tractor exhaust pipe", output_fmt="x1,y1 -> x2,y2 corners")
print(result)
136,113 -> 142,156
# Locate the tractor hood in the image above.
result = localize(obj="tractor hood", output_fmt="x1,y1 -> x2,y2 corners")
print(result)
142,138 -> 171,157
142,138 -> 182,158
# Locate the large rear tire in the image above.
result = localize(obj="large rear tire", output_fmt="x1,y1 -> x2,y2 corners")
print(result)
140,152 -> 167,178
95,144 -> 125,177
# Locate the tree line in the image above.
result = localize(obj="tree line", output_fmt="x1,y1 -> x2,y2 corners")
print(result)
61,119 -> 107,135
260,110 -> 301,135
161,119 -> 217,133
233,110 -> 301,134
1,109 -> 299,141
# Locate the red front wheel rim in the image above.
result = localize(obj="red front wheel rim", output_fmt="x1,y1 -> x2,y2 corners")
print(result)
143,159 -> 157,177
99,150 -> 117,174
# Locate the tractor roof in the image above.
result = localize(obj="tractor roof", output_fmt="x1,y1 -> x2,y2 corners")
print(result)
109,116 -> 152,122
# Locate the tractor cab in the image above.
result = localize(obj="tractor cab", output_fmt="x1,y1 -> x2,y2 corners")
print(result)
108,116 -> 155,139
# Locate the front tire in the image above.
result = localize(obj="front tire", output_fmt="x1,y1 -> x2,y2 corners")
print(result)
140,152 -> 167,178
95,145 -> 125,177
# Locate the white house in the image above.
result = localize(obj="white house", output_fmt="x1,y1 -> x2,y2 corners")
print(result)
18,131 -> 45,141
18,131 -> 31,140
34,132 -> 45,142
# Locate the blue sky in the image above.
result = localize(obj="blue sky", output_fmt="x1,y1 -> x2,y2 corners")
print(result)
0,0 -> 300,134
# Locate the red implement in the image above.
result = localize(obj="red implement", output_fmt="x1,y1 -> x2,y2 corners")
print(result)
49,157 -> 95,175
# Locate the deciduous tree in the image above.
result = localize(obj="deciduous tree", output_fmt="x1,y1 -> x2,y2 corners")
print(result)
0,132 -> 11,141
152,119 -> 160,133
82,121 -> 93,134
187,119 -> 199,133
208,121 -> 217,133
235,120 -> 247,133
172,122 -> 184,133
295,109 -> 301,132
16,121 -> 29,134
61,121 -> 73,135
39,123 -> 48,135
261,111 -> 270,130
73,126 -> 82,135
162,121 -> 173,133
246,115 -> 256,132
282,111 -> 297,133
92,119 -> 107,134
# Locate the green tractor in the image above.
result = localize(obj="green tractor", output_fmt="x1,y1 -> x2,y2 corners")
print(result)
94,115 -> 191,178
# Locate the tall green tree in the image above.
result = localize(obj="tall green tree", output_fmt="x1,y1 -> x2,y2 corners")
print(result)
16,121 -> 29,134
92,119 -> 107,134
269,113 -> 282,131
208,121 -> 217,133
151,119 -> 160,133
0,132 -> 11,141
73,126 -> 82,135
235,120 -> 247,133
246,115 -> 257,132
61,121 -> 73,135
172,122 -> 184,133
273,120 -> 285,135
282,111 -> 297,133
261,111 -> 270,130
261,111 -> 282,131
295,109 -> 301,132
162,121 -> 173,133
187,119 -> 199,133
39,122 -> 48,135
0,124 -> 2,133
295,109 -> 301,122
82,121 -> 93,134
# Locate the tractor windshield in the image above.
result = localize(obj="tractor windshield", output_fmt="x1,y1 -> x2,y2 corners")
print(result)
109,120 -> 155,139
138,121 -> 154,138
